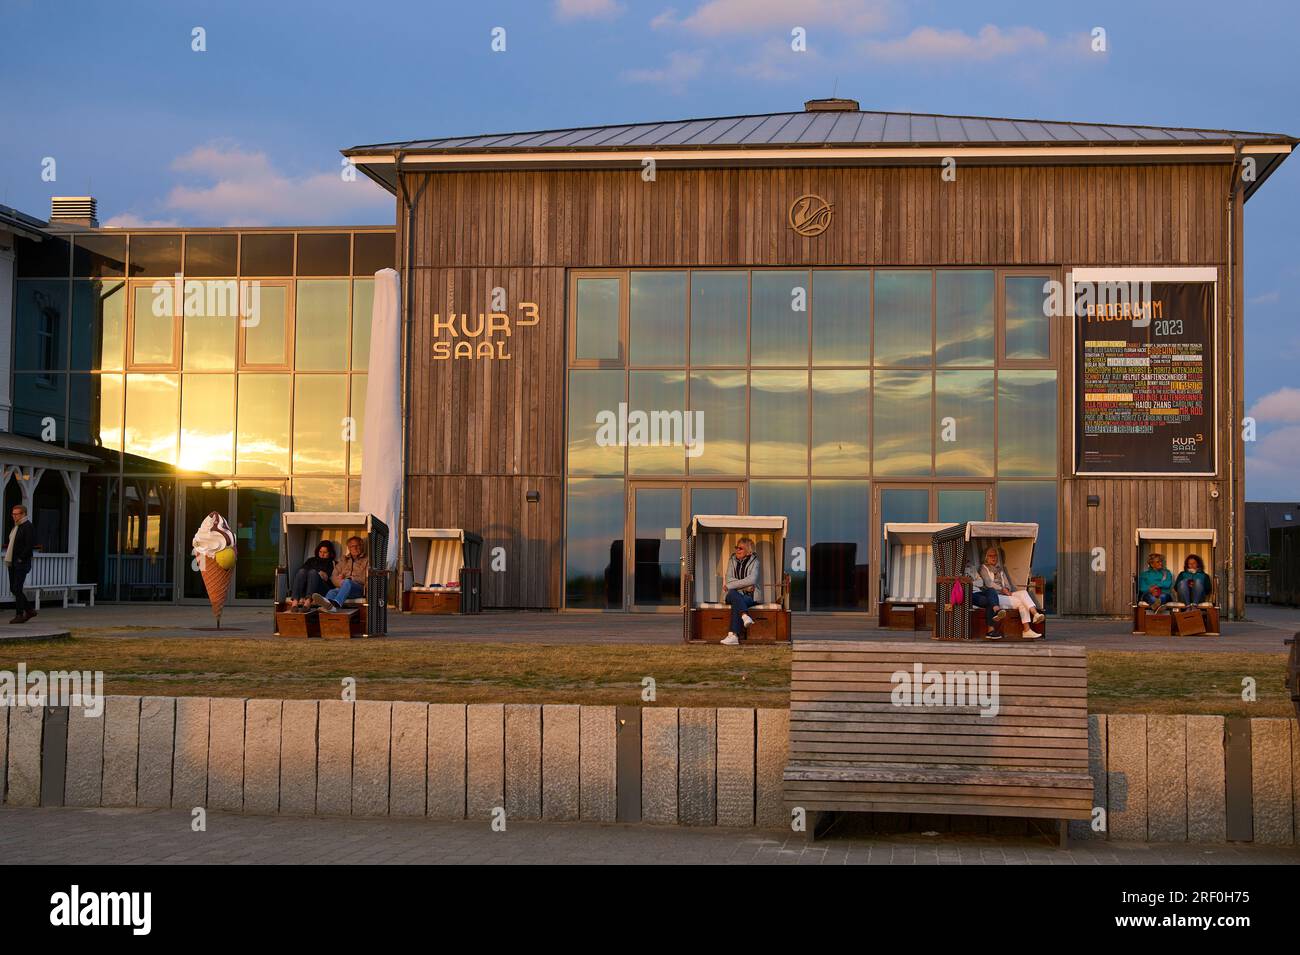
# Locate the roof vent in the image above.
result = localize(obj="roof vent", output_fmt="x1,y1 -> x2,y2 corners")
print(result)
50,196 -> 98,227
804,98 -> 859,112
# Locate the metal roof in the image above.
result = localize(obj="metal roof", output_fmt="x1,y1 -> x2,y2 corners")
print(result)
0,203 -> 51,241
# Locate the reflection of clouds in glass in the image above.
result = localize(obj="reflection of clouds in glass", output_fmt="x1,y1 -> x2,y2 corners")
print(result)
566,479 -> 623,576
937,271 -> 995,366
873,370 -> 930,476
998,371 -> 1057,477
874,271 -> 931,367
292,376 -> 347,473
237,376 -> 290,475
936,370 -> 994,477
124,374 -> 179,465
812,270 -> 870,365
1006,276 -> 1053,360
751,371 -> 808,474
813,370 -> 869,475
998,481 -> 1058,578
752,271 -> 809,365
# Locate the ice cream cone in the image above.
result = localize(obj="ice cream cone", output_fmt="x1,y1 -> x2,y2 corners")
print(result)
201,561 -> 234,623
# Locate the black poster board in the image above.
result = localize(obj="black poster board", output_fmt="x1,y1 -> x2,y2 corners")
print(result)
1074,280 -> 1214,475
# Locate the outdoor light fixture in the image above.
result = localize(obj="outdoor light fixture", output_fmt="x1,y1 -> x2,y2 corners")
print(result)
1087,495 -> 1101,507
526,490 -> 540,503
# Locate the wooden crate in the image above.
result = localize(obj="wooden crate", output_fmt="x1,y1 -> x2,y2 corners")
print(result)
406,590 -> 461,614
1172,608 -> 1207,636
1144,612 -> 1173,636
275,610 -> 320,639
878,601 -> 929,631
691,608 -> 790,643
319,609 -> 362,639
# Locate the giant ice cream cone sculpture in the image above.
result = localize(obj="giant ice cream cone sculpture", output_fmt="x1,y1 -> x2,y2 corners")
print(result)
192,511 -> 236,626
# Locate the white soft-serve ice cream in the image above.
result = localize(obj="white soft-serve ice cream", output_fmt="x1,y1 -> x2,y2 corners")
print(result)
192,511 -> 235,569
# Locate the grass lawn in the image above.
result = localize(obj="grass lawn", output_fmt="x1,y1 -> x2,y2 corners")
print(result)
0,637 -> 1291,717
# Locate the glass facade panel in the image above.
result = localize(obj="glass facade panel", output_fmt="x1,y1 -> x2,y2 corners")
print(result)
566,478 -> 624,608
295,280 -> 349,370
575,278 -> 621,361
179,374 -> 235,473
295,233 -> 350,275
1005,275 -> 1052,360
874,271 -> 931,366
98,374 -> 124,454
937,487 -> 988,523
812,370 -> 869,475
997,370 -> 1057,477
629,271 -> 686,366
13,373 -> 66,440
880,487 -> 928,525
73,234 -> 126,278
182,281 -> 238,370
749,479 -> 806,611
292,375 -> 348,474
749,370 -> 808,475
352,279 -> 374,370
352,232 -> 394,275
16,234 -> 70,277
627,371 -> 686,474
236,375 -> 291,475
810,480 -> 870,610
935,370 -> 995,476
567,370 -> 625,475
239,233 -> 293,276
687,371 -> 746,475
120,478 -> 175,599
15,280 -> 67,372
124,374 -> 180,466
349,375 -> 367,475
872,370 -> 931,476
690,272 -> 747,366
132,284 -> 176,365
936,270 -> 995,366
183,234 -> 238,276
751,271 -> 808,366
811,270 -> 870,365
631,487 -> 682,606
244,284 -> 288,365
73,279 -> 126,371
998,480 -> 1058,611
292,477 -> 347,512
127,235 -> 181,277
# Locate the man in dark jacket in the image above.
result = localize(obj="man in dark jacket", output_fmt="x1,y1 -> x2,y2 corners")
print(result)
6,504 -> 36,623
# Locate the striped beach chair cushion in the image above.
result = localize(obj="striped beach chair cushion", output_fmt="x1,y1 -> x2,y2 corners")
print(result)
886,542 -> 933,603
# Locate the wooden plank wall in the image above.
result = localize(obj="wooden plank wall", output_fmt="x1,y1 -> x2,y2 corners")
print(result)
401,162 -> 1235,611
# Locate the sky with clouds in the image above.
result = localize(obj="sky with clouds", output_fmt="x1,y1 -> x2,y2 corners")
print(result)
0,0 -> 1296,498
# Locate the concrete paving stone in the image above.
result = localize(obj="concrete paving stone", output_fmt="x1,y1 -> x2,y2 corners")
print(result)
389,701 -> 428,817
427,703 -> 466,820
279,700 -> 318,815
1146,715 -> 1187,842
135,697 -> 174,808
541,704 -> 579,822
640,707 -> 678,825
579,705 -> 616,823
1250,718 -> 1294,845
316,700 -> 354,815
5,705 -> 43,806
678,708 -> 717,826
100,696 -> 140,808
352,700 -> 392,816
1071,714 -> 1106,841
243,699 -> 282,814
1186,715 -> 1226,843
63,700 -> 105,807
170,697 -> 210,809
1106,714 -> 1147,841
466,703 -> 504,820
755,708 -> 788,829
716,708 -> 754,828
504,704 -> 541,820
206,698 -> 246,812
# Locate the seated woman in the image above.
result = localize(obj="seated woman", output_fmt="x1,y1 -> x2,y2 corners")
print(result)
313,535 -> 369,611
970,545 -> 1044,639
288,540 -> 337,611
1137,552 -> 1175,612
1173,554 -> 1213,607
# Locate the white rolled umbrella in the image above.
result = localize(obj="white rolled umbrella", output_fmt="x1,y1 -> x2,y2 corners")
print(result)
358,267 -> 402,570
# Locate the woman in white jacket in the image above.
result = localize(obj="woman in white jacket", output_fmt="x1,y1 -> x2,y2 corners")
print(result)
970,545 -> 1044,638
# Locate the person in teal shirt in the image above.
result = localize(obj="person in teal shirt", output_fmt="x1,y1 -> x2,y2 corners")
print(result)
1137,553 -> 1174,610
1174,554 -> 1212,606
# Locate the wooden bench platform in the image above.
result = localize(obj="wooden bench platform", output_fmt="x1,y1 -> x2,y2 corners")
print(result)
784,640 -> 1092,844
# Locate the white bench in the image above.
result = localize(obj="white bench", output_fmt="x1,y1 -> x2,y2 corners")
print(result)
25,583 -> 96,609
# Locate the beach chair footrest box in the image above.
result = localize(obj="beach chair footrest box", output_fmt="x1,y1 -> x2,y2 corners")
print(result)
1173,608 -> 1207,636
691,607 -> 789,643
275,609 -> 320,638
1144,612 -> 1173,636
319,608 -> 363,639
405,589 -> 462,614
879,601 -> 929,631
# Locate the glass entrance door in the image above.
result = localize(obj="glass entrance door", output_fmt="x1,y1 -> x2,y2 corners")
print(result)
627,481 -> 743,611
873,484 -> 992,605
179,480 -> 286,604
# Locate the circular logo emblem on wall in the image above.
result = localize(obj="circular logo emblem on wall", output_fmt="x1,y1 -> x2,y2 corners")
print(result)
789,193 -> 833,237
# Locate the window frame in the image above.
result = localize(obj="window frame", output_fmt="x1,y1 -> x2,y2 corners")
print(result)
238,278 -> 295,370
998,267 -> 1061,368
126,278 -> 183,372
568,269 -> 628,368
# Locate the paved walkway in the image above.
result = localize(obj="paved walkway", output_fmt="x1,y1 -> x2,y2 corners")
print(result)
25,601 -> 1300,651
1,807 -> 1296,864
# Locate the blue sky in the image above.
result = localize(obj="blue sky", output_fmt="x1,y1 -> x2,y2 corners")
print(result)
1,0 -> 1297,497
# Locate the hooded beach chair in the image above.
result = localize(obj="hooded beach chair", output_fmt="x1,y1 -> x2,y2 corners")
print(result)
878,523 -> 954,630
1132,528 -> 1219,635
404,528 -> 484,614
932,522 -> 1043,641
275,512 -> 389,638
682,515 -> 791,643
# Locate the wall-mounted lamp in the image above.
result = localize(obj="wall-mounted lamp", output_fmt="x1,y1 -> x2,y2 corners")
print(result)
1086,495 -> 1101,507
526,490 -> 540,503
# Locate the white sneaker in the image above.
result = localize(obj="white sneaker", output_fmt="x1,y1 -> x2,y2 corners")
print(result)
1032,612 -> 1045,624
1137,601 -> 1150,608
720,633 -> 740,646
1198,602 -> 1213,608
741,613 -> 755,629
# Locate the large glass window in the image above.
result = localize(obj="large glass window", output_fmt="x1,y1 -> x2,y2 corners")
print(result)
295,280 -> 349,370
751,271 -> 808,366
566,478 -> 624,608
812,370 -> 869,475
998,480 -> 1058,611
124,374 -> 180,466
131,282 -> 178,367
352,232 -> 394,275
73,235 -> 126,278
296,233 -> 350,275
629,271 -> 685,366
690,272 -> 747,366
627,371 -> 686,474
874,271 -> 931,366
12,373 -> 66,441
872,370 -> 931,476
936,270 -> 994,366
812,270 -> 869,365
292,375 -> 348,474
567,370 -> 624,475
935,370 -> 995,477
688,371 -> 746,475
72,280 -> 125,372
183,234 -> 238,277
236,375 -> 291,475
182,281 -> 238,370
997,371 -> 1057,477
240,233 -> 293,276
351,279 -> 374,370
127,235 -> 180,277
292,477 -> 347,512
750,479 -> 807,611
243,282 -> 290,366
1004,275 -> 1052,361
749,370 -> 808,475
15,281 -> 67,373
810,480 -> 870,610
349,375 -> 367,475
179,374 -> 234,473
575,277 -> 621,362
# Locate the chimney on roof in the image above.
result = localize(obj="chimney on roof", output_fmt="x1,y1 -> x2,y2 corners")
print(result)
804,97 -> 859,112
50,196 -> 98,227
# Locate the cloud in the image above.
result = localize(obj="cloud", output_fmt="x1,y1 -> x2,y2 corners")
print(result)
1248,386 -> 1300,423
674,0 -> 893,36
862,24 -> 1053,62
621,50 -> 707,93
109,143 -> 391,227
735,36 -> 828,82
1248,290 -> 1280,306
1246,423 -> 1300,498
101,212 -> 182,228
554,0 -> 623,20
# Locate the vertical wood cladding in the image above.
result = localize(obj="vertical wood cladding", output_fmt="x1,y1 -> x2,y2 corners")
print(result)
401,162 -> 1235,611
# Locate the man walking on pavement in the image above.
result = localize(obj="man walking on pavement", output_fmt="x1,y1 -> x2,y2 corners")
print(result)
6,504 -> 36,624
